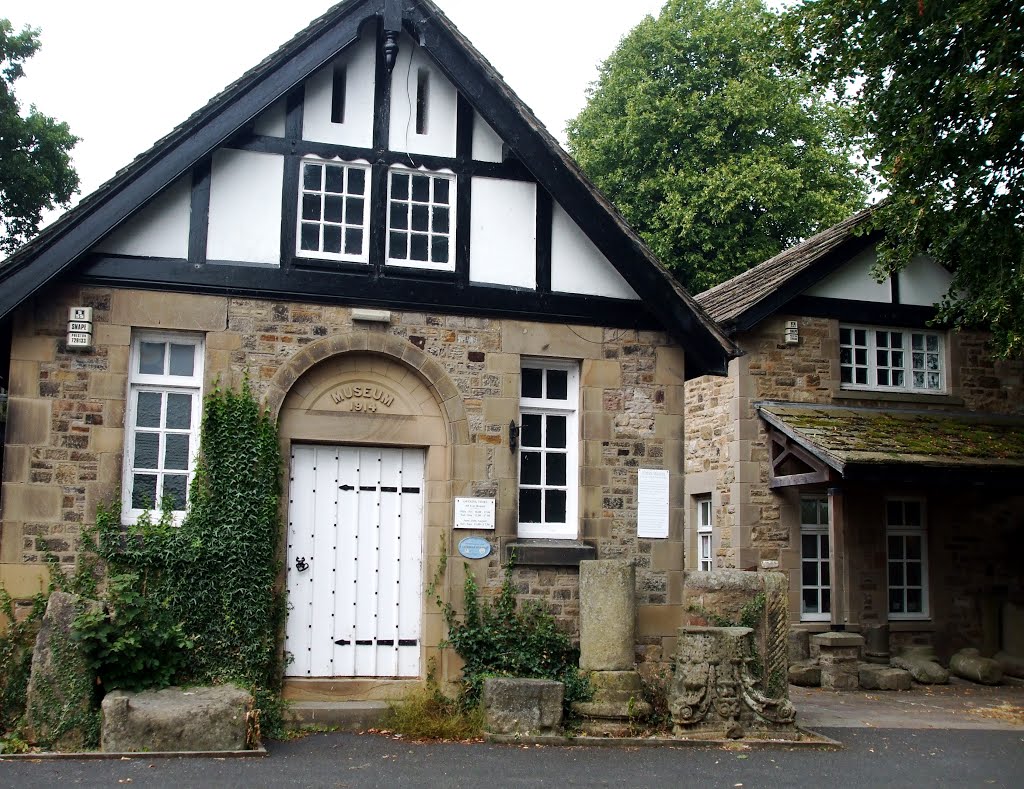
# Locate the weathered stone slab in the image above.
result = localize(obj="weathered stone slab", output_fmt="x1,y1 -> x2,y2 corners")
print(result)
995,651 -> 1024,679
101,685 -> 253,752
891,646 -> 949,685
788,660 -> 821,687
949,648 -> 1002,686
859,663 -> 912,691
578,560 -> 635,671
25,591 -> 101,750
481,678 -> 563,736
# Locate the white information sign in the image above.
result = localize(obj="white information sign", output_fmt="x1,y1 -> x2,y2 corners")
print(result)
454,497 -> 496,530
637,468 -> 670,539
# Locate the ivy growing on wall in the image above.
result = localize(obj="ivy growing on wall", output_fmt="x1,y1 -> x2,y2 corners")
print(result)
81,381 -> 286,733
433,555 -> 590,717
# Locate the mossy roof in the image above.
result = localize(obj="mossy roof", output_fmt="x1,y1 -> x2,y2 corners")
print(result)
758,402 -> 1024,472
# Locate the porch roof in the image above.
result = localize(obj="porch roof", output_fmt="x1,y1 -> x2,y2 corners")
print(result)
756,401 -> 1024,487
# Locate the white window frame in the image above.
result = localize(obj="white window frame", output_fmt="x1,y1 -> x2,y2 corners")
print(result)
800,495 -> 832,622
839,324 -> 946,394
886,498 -> 930,620
296,157 -> 371,263
517,359 -> 579,539
696,495 -> 713,572
122,332 -> 204,526
385,165 -> 456,272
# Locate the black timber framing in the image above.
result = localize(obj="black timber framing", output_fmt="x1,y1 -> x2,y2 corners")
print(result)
395,2 -> 731,375
786,296 -> 938,328
78,254 -> 662,330
187,158 -> 212,265
0,0 -> 375,320
454,94 -> 473,287
720,231 -> 882,335
227,135 -> 536,182
535,188 -> 552,292
0,0 -> 734,377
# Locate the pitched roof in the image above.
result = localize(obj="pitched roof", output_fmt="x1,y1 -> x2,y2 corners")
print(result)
695,207 -> 879,333
758,401 -> 1024,486
0,0 -> 735,376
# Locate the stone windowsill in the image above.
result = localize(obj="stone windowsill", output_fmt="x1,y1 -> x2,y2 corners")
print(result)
504,539 -> 597,567
832,389 -> 965,407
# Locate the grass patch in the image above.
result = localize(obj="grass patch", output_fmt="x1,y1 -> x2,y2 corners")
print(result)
380,686 -> 484,741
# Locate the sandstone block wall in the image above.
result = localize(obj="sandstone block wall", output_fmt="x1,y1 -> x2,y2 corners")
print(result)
1,283 -> 692,653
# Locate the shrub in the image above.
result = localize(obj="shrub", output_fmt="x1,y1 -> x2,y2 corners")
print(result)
437,559 -> 590,717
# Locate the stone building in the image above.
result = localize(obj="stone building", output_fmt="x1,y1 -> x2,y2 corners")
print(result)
0,0 -> 734,699
685,208 -> 1024,661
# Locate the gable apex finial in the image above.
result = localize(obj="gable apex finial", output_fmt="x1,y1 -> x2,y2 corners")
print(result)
383,0 -> 402,74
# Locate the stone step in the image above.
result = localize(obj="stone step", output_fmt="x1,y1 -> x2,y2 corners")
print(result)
285,701 -> 390,731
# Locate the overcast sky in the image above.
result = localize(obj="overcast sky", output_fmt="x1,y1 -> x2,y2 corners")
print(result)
6,0 -> 666,203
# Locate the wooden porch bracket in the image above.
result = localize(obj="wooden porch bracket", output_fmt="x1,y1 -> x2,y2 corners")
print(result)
767,429 -> 836,488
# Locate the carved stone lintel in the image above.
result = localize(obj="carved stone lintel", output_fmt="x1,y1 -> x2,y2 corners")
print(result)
383,30 -> 400,74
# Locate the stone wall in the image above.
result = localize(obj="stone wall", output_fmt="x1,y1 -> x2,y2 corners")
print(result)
684,312 -> 1024,652
1,283 -> 691,650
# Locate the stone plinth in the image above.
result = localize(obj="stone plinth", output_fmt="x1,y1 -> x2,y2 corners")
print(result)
669,626 -> 797,740
684,570 -> 790,698
481,678 -> 563,736
579,560 -> 635,671
811,632 -> 863,691
101,685 -> 253,752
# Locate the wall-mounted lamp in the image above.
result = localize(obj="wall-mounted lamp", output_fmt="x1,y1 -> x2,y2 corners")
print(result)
508,420 -> 519,452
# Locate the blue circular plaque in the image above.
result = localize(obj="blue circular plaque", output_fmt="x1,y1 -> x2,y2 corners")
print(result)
458,537 -> 492,560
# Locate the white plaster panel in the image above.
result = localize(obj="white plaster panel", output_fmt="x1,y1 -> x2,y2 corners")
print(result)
550,203 -> 639,299
469,177 -> 537,289
94,175 -> 191,258
805,248 -> 891,302
302,31 -> 375,148
899,255 -> 953,306
388,34 -> 457,158
253,98 -> 286,138
206,149 -> 283,265
472,112 -> 504,163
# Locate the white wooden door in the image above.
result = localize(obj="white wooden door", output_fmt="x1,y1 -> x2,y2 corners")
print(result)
286,445 -> 424,677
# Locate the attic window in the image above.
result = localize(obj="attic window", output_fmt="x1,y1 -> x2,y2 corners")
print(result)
415,68 -> 429,135
331,65 -> 347,124
297,159 -> 370,263
839,325 -> 945,393
386,168 -> 455,272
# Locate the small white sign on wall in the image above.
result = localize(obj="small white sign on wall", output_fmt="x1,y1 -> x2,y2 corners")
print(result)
454,497 -> 496,530
637,468 -> 670,539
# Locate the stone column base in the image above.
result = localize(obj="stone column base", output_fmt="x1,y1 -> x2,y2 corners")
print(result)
572,670 -> 652,735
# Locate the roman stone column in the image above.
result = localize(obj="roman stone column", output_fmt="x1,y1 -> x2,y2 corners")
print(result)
574,560 -> 651,733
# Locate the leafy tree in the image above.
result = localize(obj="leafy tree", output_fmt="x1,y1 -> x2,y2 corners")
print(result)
0,20 -> 78,253
567,0 -> 866,293
787,1 -> 1024,357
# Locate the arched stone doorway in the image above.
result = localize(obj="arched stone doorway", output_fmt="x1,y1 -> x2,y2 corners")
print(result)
266,332 -> 467,698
